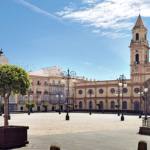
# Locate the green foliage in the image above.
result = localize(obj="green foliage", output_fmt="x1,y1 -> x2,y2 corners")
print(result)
25,102 -> 35,109
0,65 -> 30,97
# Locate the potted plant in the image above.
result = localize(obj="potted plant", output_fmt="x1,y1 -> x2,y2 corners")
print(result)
25,102 -> 35,113
42,101 -> 48,112
0,65 -> 30,149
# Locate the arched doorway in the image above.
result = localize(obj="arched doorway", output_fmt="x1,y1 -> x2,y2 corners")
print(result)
110,101 -> 115,110
122,101 -> 127,110
134,101 -> 140,111
89,101 -> 93,110
79,101 -> 83,109
99,101 -> 104,110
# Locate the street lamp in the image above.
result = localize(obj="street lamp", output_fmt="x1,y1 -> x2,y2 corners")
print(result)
56,93 -> 63,114
138,87 -> 144,118
115,79 -> 121,116
118,74 -> 127,121
143,88 -> 148,121
27,89 -> 32,115
0,96 -> 2,116
63,69 -> 76,121
88,89 -> 93,115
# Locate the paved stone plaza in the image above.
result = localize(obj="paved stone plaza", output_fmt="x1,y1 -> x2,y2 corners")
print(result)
0,113 -> 150,150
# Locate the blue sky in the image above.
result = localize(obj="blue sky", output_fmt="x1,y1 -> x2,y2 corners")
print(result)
0,0 -> 150,80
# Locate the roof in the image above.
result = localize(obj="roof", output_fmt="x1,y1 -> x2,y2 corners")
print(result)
133,14 -> 147,30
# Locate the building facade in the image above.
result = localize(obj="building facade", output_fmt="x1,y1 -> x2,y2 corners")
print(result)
0,15 -> 150,113
17,66 -> 86,112
74,15 -> 150,113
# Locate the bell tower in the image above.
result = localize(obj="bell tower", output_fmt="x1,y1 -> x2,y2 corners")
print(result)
130,15 -> 150,83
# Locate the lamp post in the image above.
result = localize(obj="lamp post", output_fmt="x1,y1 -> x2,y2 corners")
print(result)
138,87 -> 143,118
88,89 -> 93,115
27,89 -> 32,115
63,69 -> 76,121
143,88 -> 148,121
56,93 -> 63,114
115,79 -> 121,116
0,96 -> 2,116
118,74 -> 127,121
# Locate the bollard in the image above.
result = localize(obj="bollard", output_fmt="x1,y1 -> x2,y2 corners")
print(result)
50,145 -> 60,150
138,141 -> 147,150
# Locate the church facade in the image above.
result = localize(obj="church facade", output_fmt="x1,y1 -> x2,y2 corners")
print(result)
74,15 -> 150,113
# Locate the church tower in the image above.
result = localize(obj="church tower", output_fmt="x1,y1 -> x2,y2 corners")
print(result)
130,15 -> 150,83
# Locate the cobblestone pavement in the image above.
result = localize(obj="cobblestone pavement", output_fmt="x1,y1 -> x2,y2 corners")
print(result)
0,113 -> 149,150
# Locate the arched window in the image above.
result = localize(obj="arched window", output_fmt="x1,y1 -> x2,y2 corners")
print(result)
122,101 -> 127,110
79,101 -> 83,109
110,88 -> 115,94
110,101 -> 115,110
135,54 -> 139,64
89,101 -> 93,109
99,101 -> 104,110
37,80 -> 41,85
88,89 -> 93,95
136,33 -> 139,41
134,101 -> 140,111
99,89 -> 104,94
78,90 -> 83,95
145,34 -> 147,40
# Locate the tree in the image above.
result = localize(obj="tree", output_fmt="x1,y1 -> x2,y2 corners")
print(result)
0,65 -> 30,126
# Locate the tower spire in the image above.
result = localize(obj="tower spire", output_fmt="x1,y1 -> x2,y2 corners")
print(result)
133,14 -> 147,30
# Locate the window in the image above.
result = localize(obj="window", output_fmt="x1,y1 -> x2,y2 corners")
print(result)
99,101 -> 104,110
110,101 -> 115,110
44,81 -> 48,86
36,91 -> 42,94
44,90 -> 49,95
89,101 -> 93,109
136,33 -> 139,41
99,89 -> 104,94
123,88 -> 128,93
145,34 -> 147,40
79,101 -> 83,109
37,81 -> 41,85
135,54 -> 140,64
110,88 -> 115,94
134,101 -> 140,111
122,101 -> 127,110
88,89 -> 93,95
78,90 -> 83,95
52,80 -> 55,85
134,88 -> 140,93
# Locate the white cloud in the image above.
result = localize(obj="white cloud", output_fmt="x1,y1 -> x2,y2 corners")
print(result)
81,0 -> 98,4
15,0 -> 61,21
57,0 -> 150,38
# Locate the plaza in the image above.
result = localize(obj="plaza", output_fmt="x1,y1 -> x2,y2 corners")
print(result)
0,113 -> 149,150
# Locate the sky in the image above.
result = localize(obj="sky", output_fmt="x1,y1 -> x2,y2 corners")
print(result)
0,0 -> 150,81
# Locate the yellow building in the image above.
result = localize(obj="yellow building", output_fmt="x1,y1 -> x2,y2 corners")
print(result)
74,15 -> 150,113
